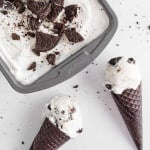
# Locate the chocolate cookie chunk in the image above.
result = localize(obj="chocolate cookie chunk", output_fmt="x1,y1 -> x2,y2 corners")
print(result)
34,32 -> 61,52
1,10 -> 8,15
18,4 -> 25,14
46,54 -> 56,65
27,0 -> 51,20
14,0 -> 23,8
0,0 -> 3,7
27,32 -> 35,38
53,22 -> 64,35
3,1 -> 14,10
65,28 -> 84,43
28,16 -> 41,30
65,5 -> 78,22
109,57 -> 122,66
12,33 -> 20,40
27,62 -> 36,71
47,3 -> 63,22
50,0 -> 64,6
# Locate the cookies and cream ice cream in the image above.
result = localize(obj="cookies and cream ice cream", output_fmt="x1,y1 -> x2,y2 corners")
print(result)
104,57 -> 142,94
104,57 -> 143,150
0,0 -> 109,84
46,96 -> 83,138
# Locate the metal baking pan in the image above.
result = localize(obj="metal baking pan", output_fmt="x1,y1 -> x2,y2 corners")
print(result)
0,0 -> 118,93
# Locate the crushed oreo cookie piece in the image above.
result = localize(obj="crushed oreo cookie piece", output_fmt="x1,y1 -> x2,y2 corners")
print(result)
53,22 -> 64,35
34,32 -> 60,52
127,58 -> 136,64
73,85 -> 79,89
14,0 -> 23,9
47,105 -> 51,111
46,54 -> 56,65
65,5 -> 78,22
27,32 -> 35,38
65,28 -> 84,43
0,0 -> 3,7
105,84 -> 112,90
28,16 -> 40,30
54,51 -> 60,55
6,0 -> 14,2
12,33 -> 20,40
70,107 -> 76,113
27,0 -> 51,20
47,3 -> 63,22
1,10 -> 8,15
32,49 -> 40,56
18,4 -> 25,14
76,128 -> 83,133
50,0 -> 64,6
3,1 -> 14,10
109,57 -> 122,66
27,62 -> 36,71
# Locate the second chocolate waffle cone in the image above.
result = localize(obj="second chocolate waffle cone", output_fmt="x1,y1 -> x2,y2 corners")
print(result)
30,118 -> 70,150
111,85 -> 142,150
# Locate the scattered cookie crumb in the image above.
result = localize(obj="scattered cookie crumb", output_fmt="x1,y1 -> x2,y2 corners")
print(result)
73,85 -> 79,89
21,141 -> 25,145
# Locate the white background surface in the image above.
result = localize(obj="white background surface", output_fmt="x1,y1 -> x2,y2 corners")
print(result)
0,0 -> 150,150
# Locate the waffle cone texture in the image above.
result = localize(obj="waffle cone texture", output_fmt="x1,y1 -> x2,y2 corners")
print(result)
30,118 -> 70,150
112,84 -> 142,150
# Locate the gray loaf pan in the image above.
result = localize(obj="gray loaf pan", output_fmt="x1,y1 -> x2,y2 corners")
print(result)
0,0 -> 118,93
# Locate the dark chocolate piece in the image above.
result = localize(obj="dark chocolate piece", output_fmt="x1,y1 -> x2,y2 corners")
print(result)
34,32 -> 60,52
30,118 -> 70,150
65,5 -> 78,22
112,85 -> 142,150
27,62 -> 36,71
27,32 -> 35,38
46,54 -> 56,65
109,57 -> 122,66
64,28 -> 84,43
28,16 -> 40,30
27,0 -> 51,20
47,3 -> 63,22
12,33 -> 20,40
0,0 -> 3,7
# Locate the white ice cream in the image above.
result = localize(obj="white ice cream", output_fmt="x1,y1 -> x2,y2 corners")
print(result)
0,0 -> 109,84
45,96 -> 83,138
104,57 -> 142,94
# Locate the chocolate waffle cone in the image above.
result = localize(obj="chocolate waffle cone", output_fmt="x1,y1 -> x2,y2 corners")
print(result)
30,118 -> 70,150
111,84 -> 142,150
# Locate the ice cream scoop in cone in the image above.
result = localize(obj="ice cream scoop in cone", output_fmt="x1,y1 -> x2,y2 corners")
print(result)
30,96 -> 83,150
105,57 -> 142,150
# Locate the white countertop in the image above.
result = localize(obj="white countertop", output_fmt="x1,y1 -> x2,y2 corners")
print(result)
0,0 -> 150,150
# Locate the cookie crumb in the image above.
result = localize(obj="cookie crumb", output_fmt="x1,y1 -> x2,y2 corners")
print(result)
12,33 -> 20,40
73,85 -> 79,89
